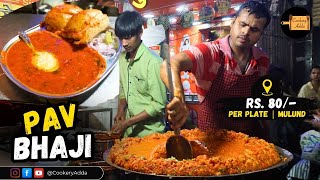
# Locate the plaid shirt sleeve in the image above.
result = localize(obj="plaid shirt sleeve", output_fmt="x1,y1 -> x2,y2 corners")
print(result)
183,42 -> 222,98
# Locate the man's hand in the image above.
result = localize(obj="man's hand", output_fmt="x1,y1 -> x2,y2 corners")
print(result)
111,120 -> 129,135
112,110 -> 126,134
160,52 -> 193,130
114,111 -> 126,123
166,97 -> 189,130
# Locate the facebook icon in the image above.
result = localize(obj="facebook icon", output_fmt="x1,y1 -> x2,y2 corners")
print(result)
22,168 -> 32,178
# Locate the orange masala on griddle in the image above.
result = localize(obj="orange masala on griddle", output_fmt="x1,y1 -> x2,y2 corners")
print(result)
109,129 -> 282,176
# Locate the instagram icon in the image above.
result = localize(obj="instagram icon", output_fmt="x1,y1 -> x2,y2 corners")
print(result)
10,168 -> 20,178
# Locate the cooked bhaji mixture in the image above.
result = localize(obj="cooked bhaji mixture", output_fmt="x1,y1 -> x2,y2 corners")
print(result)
108,129 -> 282,176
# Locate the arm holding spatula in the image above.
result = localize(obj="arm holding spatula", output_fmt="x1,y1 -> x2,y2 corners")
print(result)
160,53 -> 192,130
161,53 -> 210,160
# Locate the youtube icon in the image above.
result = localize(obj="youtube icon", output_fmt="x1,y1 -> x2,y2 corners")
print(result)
34,168 -> 44,178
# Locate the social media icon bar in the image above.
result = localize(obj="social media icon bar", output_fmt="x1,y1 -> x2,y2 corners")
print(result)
22,168 -> 32,179
34,168 -> 44,179
10,168 -> 20,178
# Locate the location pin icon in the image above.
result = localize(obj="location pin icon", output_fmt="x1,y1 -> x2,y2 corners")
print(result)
262,79 -> 273,96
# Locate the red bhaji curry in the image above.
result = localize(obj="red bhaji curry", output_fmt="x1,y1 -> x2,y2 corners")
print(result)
3,30 -> 106,96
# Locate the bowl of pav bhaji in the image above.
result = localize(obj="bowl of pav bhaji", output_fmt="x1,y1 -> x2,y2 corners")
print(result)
0,5 -> 121,100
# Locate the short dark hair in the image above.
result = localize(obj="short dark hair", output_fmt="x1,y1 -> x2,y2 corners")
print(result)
115,11 -> 143,39
235,1 -> 271,28
311,65 -> 320,71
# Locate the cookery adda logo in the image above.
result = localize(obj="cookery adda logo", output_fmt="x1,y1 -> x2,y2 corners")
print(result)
281,7 -> 312,39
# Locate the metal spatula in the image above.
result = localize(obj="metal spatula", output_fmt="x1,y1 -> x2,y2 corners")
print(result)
165,58 -> 193,160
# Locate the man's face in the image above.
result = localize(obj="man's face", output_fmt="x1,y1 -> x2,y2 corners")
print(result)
310,68 -> 320,81
120,32 -> 142,53
230,9 -> 267,49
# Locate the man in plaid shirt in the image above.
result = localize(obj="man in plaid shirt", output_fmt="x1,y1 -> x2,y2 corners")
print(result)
161,1 -> 271,136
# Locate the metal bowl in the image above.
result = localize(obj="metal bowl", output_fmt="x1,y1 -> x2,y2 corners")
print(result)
0,25 -> 122,101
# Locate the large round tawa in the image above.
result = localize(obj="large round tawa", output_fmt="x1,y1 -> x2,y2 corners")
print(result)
105,146 -> 293,178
